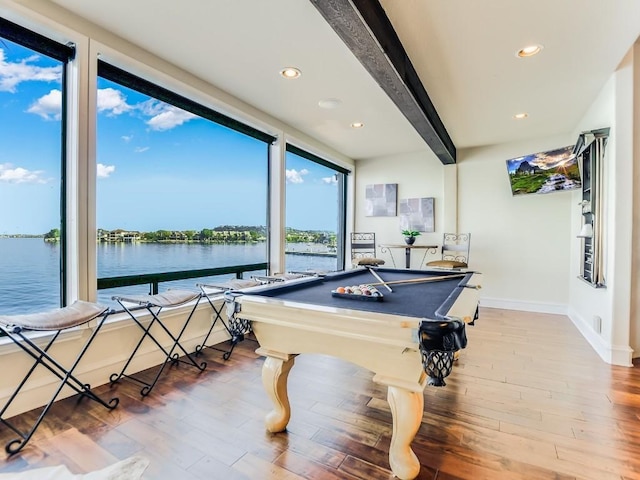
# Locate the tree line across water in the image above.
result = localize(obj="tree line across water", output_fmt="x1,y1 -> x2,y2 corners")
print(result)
98,226 -> 337,245
6,226 -> 336,246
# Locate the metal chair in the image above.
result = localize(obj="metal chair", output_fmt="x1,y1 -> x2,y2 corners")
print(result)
350,232 -> 386,268
0,301 -> 118,454
109,289 -> 206,396
426,233 -> 471,269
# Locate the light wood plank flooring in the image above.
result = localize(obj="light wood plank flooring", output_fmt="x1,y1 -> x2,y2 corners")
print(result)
1,307 -> 639,479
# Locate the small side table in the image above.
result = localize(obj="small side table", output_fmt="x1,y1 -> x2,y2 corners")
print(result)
379,244 -> 438,268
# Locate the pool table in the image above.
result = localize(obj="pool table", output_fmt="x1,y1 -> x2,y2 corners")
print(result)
224,267 -> 482,480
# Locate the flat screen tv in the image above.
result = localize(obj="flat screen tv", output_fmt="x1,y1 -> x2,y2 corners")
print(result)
505,145 -> 581,196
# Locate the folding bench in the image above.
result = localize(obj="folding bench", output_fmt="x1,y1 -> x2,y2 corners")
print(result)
196,273 -> 323,360
196,278 -> 263,360
0,301 -> 118,454
109,289 -> 205,396
251,272 -> 313,283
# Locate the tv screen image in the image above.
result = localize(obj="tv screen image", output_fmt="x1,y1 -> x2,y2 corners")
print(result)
505,145 -> 581,196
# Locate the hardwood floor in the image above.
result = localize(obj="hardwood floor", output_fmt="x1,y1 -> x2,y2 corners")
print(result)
1,307 -> 639,479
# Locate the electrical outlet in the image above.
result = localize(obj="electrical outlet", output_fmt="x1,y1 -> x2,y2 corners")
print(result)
592,315 -> 602,333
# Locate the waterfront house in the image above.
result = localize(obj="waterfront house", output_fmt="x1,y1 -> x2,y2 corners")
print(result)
100,229 -> 141,243
0,1 -> 639,478
168,231 -> 187,242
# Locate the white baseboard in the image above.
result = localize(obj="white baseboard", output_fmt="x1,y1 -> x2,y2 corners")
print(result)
478,299 -> 633,367
567,306 -> 633,367
480,297 -> 568,315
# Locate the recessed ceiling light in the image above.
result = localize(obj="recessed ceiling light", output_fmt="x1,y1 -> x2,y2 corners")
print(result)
280,67 -> 301,79
513,112 -> 528,119
350,122 -> 364,128
318,98 -> 342,109
516,44 -> 543,58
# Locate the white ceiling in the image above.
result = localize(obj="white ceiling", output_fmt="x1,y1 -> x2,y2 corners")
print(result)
44,0 -> 640,161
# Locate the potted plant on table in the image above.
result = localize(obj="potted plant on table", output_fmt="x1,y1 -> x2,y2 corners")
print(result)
402,230 -> 421,245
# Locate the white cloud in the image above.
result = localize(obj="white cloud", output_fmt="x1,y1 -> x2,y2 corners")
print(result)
27,89 -> 62,120
0,49 -> 62,92
144,102 -> 197,131
97,87 -> 133,115
121,135 -> 133,142
321,175 -> 338,185
286,168 -> 309,184
96,163 -> 115,178
0,163 -> 49,184
134,146 -> 149,153
96,90 -> 196,132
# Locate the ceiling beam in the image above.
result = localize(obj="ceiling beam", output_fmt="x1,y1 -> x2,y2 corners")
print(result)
310,0 -> 456,164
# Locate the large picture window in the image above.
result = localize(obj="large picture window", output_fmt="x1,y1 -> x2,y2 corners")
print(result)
0,18 -> 73,314
96,62 -> 273,304
284,145 -> 347,272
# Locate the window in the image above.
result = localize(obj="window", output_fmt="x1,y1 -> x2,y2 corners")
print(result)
0,18 -> 74,314
284,145 -> 347,272
96,62 -> 273,304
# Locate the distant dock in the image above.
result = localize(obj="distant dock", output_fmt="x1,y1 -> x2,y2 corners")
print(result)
285,251 -> 336,257
285,243 -> 337,258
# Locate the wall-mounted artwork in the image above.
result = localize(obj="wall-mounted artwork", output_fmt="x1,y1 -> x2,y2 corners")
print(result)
505,145 -> 581,196
365,183 -> 397,217
399,197 -> 434,232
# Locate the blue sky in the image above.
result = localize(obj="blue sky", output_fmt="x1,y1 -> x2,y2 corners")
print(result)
0,39 -> 339,235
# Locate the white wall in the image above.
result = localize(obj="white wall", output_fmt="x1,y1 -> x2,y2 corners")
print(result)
631,41 -> 640,359
355,136 -> 575,312
567,43 -> 637,366
354,149 -> 446,269
457,136 -> 574,313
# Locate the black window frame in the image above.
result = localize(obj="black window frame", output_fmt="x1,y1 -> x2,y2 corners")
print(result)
97,61 -> 275,144
285,144 -> 350,269
95,60 -> 276,293
1,17 -> 75,307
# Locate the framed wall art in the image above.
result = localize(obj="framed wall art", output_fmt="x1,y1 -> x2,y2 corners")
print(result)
399,197 -> 434,232
365,183 -> 398,217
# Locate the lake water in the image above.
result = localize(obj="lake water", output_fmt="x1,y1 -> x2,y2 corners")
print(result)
0,238 -> 338,315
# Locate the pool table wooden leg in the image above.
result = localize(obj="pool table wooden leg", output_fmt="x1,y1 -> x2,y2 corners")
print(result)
261,352 -> 295,433
387,386 -> 423,480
